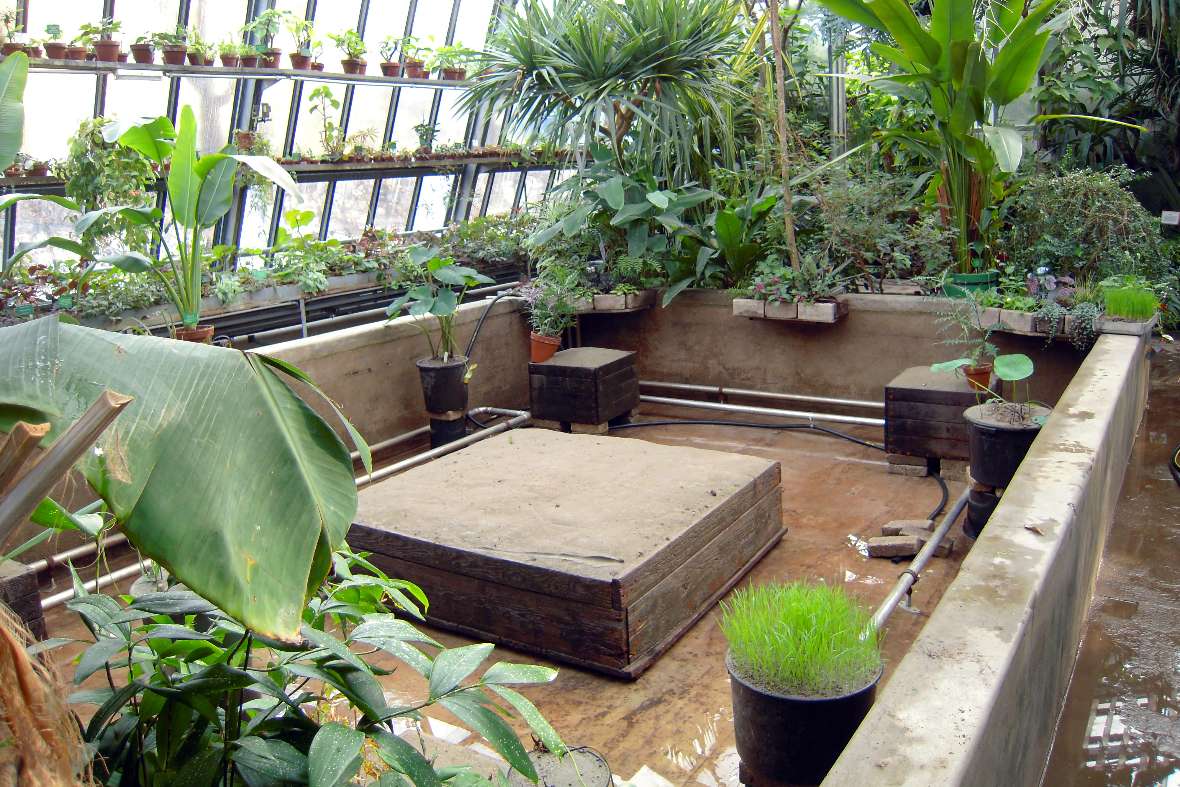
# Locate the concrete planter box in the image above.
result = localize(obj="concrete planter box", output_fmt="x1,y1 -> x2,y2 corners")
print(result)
796,300 -> 847,323
323,271 -> 383,294
572,297 -> 595,314
765,301 -> 799,320
732,298 -> 765,318
1099,313 -> 1158,336
589,289 -> 657,313
730,297 -> 841,323
626,289 -> 657,309
998,309 -> 1037,333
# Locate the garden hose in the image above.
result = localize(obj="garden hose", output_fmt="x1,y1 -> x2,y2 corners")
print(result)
609,418 -> 949,521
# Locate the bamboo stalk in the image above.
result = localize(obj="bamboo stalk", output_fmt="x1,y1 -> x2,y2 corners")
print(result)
0,422 -> 50,495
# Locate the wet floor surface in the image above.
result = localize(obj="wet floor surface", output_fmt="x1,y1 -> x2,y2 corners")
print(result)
1044,342 -> 1180,785
44,408 -> 969,785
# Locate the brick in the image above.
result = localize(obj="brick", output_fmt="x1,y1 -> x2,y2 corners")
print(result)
881,519 -> 935,535
867,536 -> 924,557
732,299 -> 765,318
887,453 -> 927,466
887,462 -> 928,477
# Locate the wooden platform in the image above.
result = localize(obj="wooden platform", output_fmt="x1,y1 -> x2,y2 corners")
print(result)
349,428 -> 783,679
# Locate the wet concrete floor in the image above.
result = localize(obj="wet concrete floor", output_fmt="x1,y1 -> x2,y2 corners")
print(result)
1043,342 -> 1180,785
44,409 -> 970,785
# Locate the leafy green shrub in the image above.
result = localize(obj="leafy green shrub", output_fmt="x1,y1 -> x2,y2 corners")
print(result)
720,582 -> 880,697
1000,167 -> 1167,281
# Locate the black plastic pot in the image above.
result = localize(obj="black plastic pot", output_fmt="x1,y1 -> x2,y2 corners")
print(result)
428,416 -> 466,448
416,356 -> 469,415
728,656 -> 880,786
963,403 -> 1051,489
965,488 -> 1001,539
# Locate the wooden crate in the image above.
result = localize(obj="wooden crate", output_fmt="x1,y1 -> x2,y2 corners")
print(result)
0,560 -> 44,640
349,429 -> 784,679
529,347 -> 639,426
885,366 -> 979,461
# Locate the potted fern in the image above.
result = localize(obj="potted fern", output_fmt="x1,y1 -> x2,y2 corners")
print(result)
721,582 -> 881,786
519,280 -> 574,362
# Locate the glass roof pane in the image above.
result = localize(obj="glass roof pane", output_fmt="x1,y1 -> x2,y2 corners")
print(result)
373,177 -> 415,232
411,175 -> 456,231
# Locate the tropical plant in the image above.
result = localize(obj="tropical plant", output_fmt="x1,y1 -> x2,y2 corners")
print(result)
0,50 -> 27,173
413,120 -> 438,151
308,85 -> 346,158
244,8 -> 286,49
77,16 -> 121,43
400,35 -> 426,61
931,299 -> 1005,368
385,245 -> 494,360
379,35 -> 400,63
749,255 -> 853,304
0,7 -> 22,42
286,14 -> 314,53
720,582 -> 880,697
329,29 -> 367,60
814,0 -> 1075,273
428,43 -> 477,70
2,106 -> 302,329
461,0 -> 752,187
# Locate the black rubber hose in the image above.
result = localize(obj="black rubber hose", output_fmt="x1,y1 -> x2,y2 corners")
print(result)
609,417 -> 948,519
464,291 -> 513,360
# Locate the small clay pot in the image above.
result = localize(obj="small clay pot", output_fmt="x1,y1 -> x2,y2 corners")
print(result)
186,51 -> 204,66
24,45 -> 42,59
130,43 -> 155,63
259,48 -> 280,68
28,162 -> 48,177
161,44 -> 187,65
963,363 -> 993,394
4,164 -> 21,177
379,61 -> 403,77
174,324 -> 215,344
440,67 -> 466,81
203,54 -> 214,66
1,42 -> 23,56
288,52 -> 311,69
93,39 -> 121,62
530,333 -> 562,363
239,53 -> 259,67
43,42 -> 67,59
118,51 -> 129,62
341,58 -> 366,74
311,61 -> 324,71
403,59 -> 426,78
220,53 -> 240,68
64,45 -> 88,60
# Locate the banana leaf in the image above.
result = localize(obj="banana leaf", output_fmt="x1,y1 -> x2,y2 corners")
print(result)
0,317 -> 361,641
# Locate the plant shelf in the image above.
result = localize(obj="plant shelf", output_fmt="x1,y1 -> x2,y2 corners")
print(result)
573,289 -> 659,314
731,297 -> 848,324
980,307 -> 1158,340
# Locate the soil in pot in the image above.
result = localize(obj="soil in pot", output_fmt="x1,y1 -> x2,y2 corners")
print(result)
729,657 -> 881,786
130,43 -> 154,63
174,324 -> 215,344
341,58 -> 366,74
64,45 -> 88,60
530,332 -> 561,363
43,42 -> 67,59
161,45 -> 187,65
963,402 -> 1051,489
93,40 -> 121,62
441,67 -> 467,80
416,356 -> 469,414
239,53 -> 259,67
379,61 -> 403,77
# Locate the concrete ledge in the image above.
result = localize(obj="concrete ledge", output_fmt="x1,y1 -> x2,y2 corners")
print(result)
823,333 -> 1150,786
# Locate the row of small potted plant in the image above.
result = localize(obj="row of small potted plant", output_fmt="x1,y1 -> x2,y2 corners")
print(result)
4,12 -> 477,80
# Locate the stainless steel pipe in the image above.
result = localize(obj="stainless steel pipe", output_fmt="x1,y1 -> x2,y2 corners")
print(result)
640,380 -> 884,411
639,395 -> 886,428
41,560 -> 149,610
26,533 -> 128,575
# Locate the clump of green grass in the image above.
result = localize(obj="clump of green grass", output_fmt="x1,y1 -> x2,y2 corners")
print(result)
1103,286 -> 1158,321
719,582 -> 881,698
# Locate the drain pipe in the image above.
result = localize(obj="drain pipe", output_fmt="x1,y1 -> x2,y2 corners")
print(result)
870,485 -> 971,632
348,406 -> 523,463
641,380 -> 884,411
640,395 -> 885,428
26,534 -> 128,575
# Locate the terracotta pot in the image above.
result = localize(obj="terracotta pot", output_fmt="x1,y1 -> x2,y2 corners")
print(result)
311,61 -> 324,71
239,53 -> 259,67
186,51 -> 204,65
1,42 -> 23,56
341,58 -> 366,74
4,164 -> 20,177
963,363 -> 993,394
174,324 -> 215,344
203,54 -> 214,66
404,60 -> 427,79
28,163 -> 48,177
93,39 -> 121,62
25,45 -> 42,59
161,45 -> 187,65
530,333 -> 562,363
43,42 -> 67,59
130,43 -> 155,63
260,48 -> 280,68
220,53 -> 240,68
288,52 -> 311,70
379,61 -> 403,77
64,45 -> 88,60
119,51 -> 129,62
441,67 -> 466,81
234,130 -> 256,150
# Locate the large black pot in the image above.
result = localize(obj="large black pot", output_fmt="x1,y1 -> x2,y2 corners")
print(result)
416,356 -> 469,414
728,656 -> 880,786
965,488 -> 1001,538
963,403 -> 1051,489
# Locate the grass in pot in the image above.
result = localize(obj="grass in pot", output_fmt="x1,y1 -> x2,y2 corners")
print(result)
385,244 -> 494,443
721,582 -> 882,786
520,279 -> 574,362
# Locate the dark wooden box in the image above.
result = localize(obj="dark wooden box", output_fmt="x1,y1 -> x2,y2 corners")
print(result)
529,347 -> 639,425
0,560 -> 45,640
885,366 -> 979,460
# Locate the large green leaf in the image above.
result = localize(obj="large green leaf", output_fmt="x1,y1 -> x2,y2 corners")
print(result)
812,0 -> 884,31
0,317 -> 358,641
929,0 -> 975,52
308,723 -> 365,787
865,0 -> 941,69
0,52 -> 28,171
993,353 -> 1034,382
113,115 -> 177,163
986,0 -> 1061,106
196,156 -> 238,228
981,125 -> 1024,172
168,106 -> 201,229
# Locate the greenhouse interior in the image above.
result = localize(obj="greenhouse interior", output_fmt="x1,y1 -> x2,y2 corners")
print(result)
0,0 -> 1177,784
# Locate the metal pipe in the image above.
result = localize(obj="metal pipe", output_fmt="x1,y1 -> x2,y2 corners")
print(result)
357,409 -> 531,487
870,486 -> 971,632
347,407 -> 522,462
41,561 -> 148,611
26,534 -> 127,575
640,395 -> 886,428
640,380 -> 884,411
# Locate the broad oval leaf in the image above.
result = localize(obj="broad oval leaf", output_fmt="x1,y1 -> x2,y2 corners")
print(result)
234,736 -> 309,784
113,115 -> 177,163
993,353 -> 1034,382
0,52 -> 28,171
168,106 -> 200,229
0,317 -> 358,641
428,643 -> 494,699
482,661 -> 558,685
308,723 -> 365,787
439,692 -> 536,781
930,358 -> 971,374
981,125 -> 1024,173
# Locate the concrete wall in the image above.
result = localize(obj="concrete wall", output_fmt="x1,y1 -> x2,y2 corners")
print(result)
578,291 -> 1083,404
822,333 -> 1150,786
264,298 -> 531,445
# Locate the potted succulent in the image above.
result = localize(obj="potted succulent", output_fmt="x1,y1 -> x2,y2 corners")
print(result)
378,35 -> 402,76
329,29 -> 366,74
401,36 -> 428,78
430,42 -> 476,80
721,582 -> 882,786
40,24 -> 66,59
961,354 -> 1049,490
286,15 -> 314,69
158,26 -> 187,65
79,17 -> 122,62
385,245 -> 494,434
519,280 -> 575,362
244,8 -> 284,68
